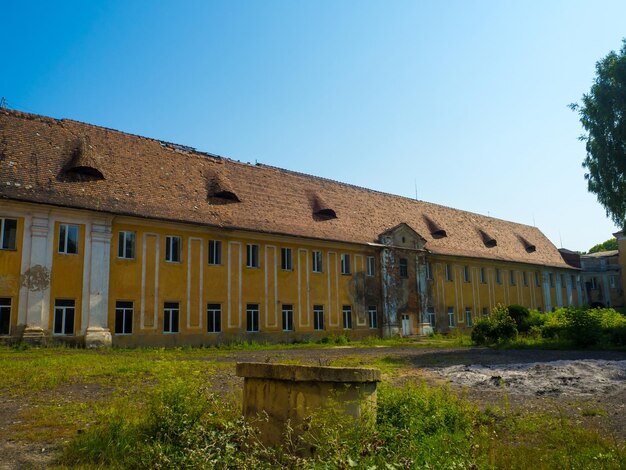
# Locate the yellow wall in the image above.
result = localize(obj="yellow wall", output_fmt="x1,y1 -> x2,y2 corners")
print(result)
49,222 -> 85,335
0,216 -> 24,333
108,218 -> 380,346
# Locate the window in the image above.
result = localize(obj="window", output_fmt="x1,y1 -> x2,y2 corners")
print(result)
341,254 -> 351,275
510,270 -> 516,286
246,304 -> 259,332
207,304 -> 221,333
342,305 -> 353,329
164,302 -> 180,333
465,308 -> 473,327
446,264 -> 453,281
312,250 -> 323,273
399,258 -> 408,278
482,307 -> 489,317
480,267 -> 486,284
165,236 -> 181,262
590,277 -> 597,289
610,275 -> 618,289
53,299 -> 75,335
281,248 -> 292,271
118,231 -> 135,259
246,244 -> 259,268
426,262 -> 433,280
560,274 -> 566,288
58,224 -> 79,254
535,272 -> 541,287
282,304 -> 294,331
571,275 -> 576,289
426,307 -> 436,327
0,298 -> 11,335
523,272 -> 528,287
447,307 -> 455,327
367,256 -> 375,277
0,218 -> 17,250
495,268 -> 501,285
114,301 -> 133,335
208,240 -> 222,265
314,305 -> 324,330
463,266 -> 470,283
368,306 -> 378,329
549,273 -> 555,288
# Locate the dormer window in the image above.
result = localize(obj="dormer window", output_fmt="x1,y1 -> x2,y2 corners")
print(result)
63,136 -> 105,181
478,229 -> 497,248
206,170 -> 240,203
309,193 -> 337,221
517,235 -> 536,253
422,215 -> 447,238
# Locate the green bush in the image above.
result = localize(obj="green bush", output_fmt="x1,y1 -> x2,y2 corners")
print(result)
470,304 -> 517,345
508,304 -> 531,332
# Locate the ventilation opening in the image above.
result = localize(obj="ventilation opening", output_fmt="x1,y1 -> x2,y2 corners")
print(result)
308,192 -> 337,221
423,215 -> 447,238
61,136 -> 105,182
206,170 -> 240,204
478,229 -> 497,248
517,235 -> 536,253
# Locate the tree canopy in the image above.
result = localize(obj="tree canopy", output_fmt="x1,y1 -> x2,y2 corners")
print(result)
587,237 -> 618,254
571,39 -> 626,230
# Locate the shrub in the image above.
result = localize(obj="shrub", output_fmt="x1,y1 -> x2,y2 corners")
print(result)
508,304 -> 531,332
564,307 -> 603,347
470,304 -> 517,345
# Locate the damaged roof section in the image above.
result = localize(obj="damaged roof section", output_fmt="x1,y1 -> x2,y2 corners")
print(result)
517,235 -> 537,253
478,228 -> 497,248
422,215 -> 447,238
308,192 -> 337,220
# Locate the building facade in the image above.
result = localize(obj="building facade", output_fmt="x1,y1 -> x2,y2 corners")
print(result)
0,110 -> 580,347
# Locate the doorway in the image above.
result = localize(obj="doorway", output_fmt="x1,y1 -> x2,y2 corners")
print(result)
401,314 -> 411,336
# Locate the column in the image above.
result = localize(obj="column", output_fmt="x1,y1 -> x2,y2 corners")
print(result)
21,213 -> 52,342
555,273 -> 563,308
542,270 -> 552,312
84,218 -> 113,348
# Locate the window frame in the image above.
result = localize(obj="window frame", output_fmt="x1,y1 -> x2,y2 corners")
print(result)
53,299 -> 75,336
340,253 -> 351,275
480,267 -> 486,284
282,304 -> 294,331
163,302 -> 180,334
368,306 -> 378,329
207,303 -> 222,333
495,268 -> 501,285
58,223 -> 79,255
426,307 -> 436,327
367,256 -> 376,277
463,266 -> 470,283
114,301 -> 133,335
281,247 -> 293,271
447,307 -> 455,328
0,297 -> 11,335
246,303 -> 260,332
118,231 -> 135,260
510,270 -> 516,286
549,273 -> 555,288
445,264 -> 453,282
165,236 -> 182,263
535,272 -> 541,287
465,308 -> 473,327
312,250 -> 323,273
313,305 -> 324,331
208,240 -> 222,266
523,271 -> 528,287
342,305 -> 353,330
0,218 -> 17,251
399,258 -> 409,278
246,244 -> 259,268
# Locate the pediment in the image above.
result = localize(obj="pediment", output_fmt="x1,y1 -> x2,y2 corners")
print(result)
379,223 -> 427,249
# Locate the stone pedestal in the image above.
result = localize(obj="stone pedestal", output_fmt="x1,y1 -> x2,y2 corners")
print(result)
85,326 -> 112,349
22,325 -> 46,345
236,362 -> 380,451
419,322 -> 433,336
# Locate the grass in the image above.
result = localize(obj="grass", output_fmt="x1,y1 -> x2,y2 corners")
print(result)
1,342 -> 624,469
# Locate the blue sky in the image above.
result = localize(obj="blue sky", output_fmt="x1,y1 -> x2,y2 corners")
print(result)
2,1 -> 625,251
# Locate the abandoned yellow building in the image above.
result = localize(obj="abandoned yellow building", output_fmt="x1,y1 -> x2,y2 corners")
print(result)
0,109 -> 580,347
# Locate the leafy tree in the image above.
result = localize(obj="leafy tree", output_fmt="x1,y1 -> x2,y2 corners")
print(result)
587,237 -> 618,254
571,39 -> 626,230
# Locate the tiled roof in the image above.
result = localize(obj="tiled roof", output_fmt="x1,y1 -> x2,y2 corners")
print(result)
0,109 -> 572,269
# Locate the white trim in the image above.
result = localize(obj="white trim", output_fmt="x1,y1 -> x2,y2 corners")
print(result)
140,232 -> 160,330
81,221 -> 92,334
187,237 -> 204,329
